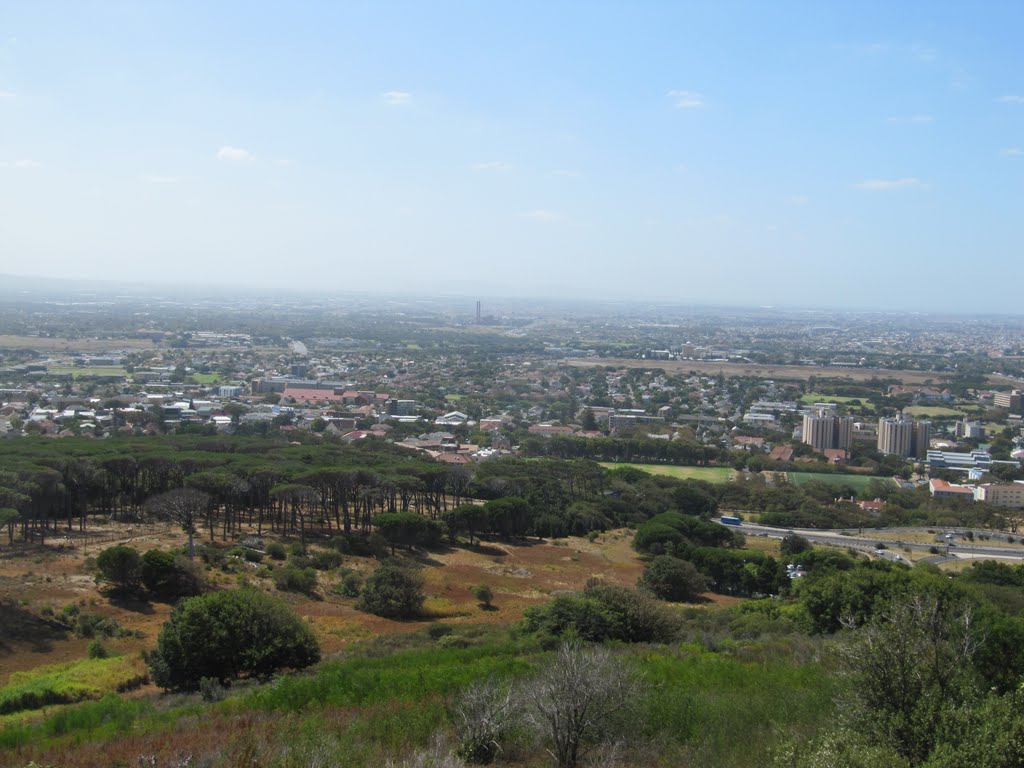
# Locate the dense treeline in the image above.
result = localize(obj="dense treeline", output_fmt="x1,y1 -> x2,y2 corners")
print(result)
520,434 -> 725,465
0,437 -> 473,543
0,435 -> 1008,552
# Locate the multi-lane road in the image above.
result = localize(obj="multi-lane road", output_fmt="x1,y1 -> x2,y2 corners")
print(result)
730,521 -> 1024,565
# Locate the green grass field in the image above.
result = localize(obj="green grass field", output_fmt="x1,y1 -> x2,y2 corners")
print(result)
599,463 -> 734,482
902,405 -> 968,418
800,393 -> 875,411
786,472 -> 892,491
0,656 -> 148,716
190,373 -> 221,385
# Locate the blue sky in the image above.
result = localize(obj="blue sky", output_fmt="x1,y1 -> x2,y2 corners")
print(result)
1,2 -> 1022,311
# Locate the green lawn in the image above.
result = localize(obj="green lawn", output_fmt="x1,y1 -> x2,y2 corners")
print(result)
786,472 -> 893,491
800,393 -> 875,411
190,373 -> 222,385
599,463 -> 734,482
902,405 -> 967,418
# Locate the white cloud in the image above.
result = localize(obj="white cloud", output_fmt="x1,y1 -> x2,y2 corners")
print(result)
998,95 -> 1024,104
381,90 -> 413,106
145,175 -> 180,184
667,89 -> 703,109
551,169 -> 580,177
216,145 -> 254,162
887,115 -> 934,124
785,194 -> 810,206
853,177 -> 926,190
0,90 -> 15,99
0,158 -> 39,169
521,209 -> 561,221
1002,148 -> 1024,157
471,161 -> 513,172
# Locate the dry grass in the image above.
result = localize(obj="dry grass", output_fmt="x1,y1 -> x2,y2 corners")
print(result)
0,524 -> 649,686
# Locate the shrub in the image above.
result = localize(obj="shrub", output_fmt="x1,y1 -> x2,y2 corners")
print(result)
74,612 -> 122,639
639,555 -> 707,602
272,566 -> 317,593
140,549 -> 177,594
357,559 -> 425,619
426,622 -> 454,640
471,585 -> 494,609
147,588 -> 320,691
311,549 -> 344,571
87,640 -> 108,659
140,549 -> 205,597
266,542 -> 287,560
96,546 -> 141,590
336,571 -> 363,598
522,583 -> 681,644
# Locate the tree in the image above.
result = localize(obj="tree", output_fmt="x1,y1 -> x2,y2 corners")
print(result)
96,545 -> 142,590
374,511 -> 430,554
780,533 -> 812,557
148,588 -> 320,691
140,549 -> 204,597
357,559 -> 425,619
145,487 -> 210,559
524,641 -> 644,768
638,555 -> 707,602
0,508 -> 19,545
839,593 -> 979,763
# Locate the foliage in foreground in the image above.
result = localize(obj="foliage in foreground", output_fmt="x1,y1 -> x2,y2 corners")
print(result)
147,588 -> 320,691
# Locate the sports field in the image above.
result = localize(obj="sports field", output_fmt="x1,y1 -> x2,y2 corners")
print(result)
599,463 -> 734,482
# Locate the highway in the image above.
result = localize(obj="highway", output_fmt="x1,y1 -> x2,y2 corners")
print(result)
730,521 -> 1024,564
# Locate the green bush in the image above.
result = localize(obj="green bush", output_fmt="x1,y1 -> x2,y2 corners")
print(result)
140,549 -> 205,597
96,546 -> 141,589
74,612 -> 122,639
357,559 -> 425,619
523,583 -> 681,643
335,571 -> 363,597
272,566 -> 317,593
266,543 -> 287,560
311,549 -> 344,570
87,640 -> 108,659
470,584 -> 494,608
147,588 -> 320,691
639,555 -> 708,602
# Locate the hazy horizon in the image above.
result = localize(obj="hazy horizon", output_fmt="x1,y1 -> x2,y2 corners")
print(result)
1,2 -> 1022,312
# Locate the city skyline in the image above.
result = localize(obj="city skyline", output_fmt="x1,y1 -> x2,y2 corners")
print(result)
1,2 -> 1023,311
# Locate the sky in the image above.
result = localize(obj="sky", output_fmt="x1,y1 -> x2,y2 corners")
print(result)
1,1 -> 1023,312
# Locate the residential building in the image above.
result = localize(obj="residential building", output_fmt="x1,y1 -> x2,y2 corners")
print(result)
976,482 -> 1024,510
877,417 -> 931,458
994,390 -> 1024,414
955,419 -> 985,440
801,410 -> 854,455
929,478 -> 976,501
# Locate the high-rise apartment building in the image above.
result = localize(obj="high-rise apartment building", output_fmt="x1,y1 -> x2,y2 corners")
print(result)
877,417 -> 931,458
802,410 -> 854,455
